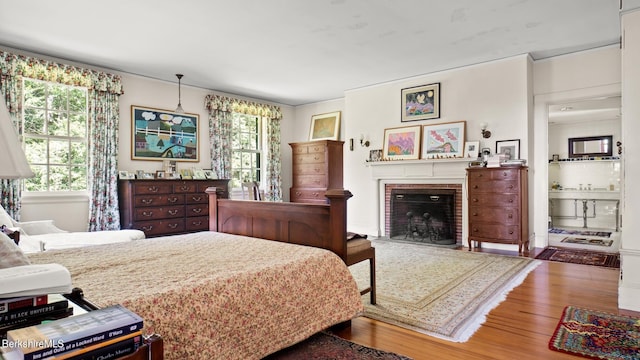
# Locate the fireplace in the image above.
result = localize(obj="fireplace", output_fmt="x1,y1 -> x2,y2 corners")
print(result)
385,184 -> 462,245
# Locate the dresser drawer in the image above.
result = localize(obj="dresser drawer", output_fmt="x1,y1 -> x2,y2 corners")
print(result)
468,193 -> 520,206
469,223 -> 520,241
293,153 -> 325,164
133,183 -> 173,195
174,182 -> 197,193
467,169 -> 520,181
186,204 -> 208,217
290,188 -> 327,202
468,180 -> 520,193
468,206 -> 519,224
293,174 -> 327,188
134,206 -> 185,221
293,163 -> 327,175
135,219 -> 185,236
134,194 -> 184,207
185,192 -> 208,204
185,216 -> 209,231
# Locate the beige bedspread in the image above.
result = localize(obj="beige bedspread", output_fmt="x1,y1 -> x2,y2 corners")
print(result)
28,231 -> 363,360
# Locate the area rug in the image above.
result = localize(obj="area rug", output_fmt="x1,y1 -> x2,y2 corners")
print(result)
536,247 -> 620,268
549,227 -> 612,237
263,332 -> 412,360
561,237 -> 613,247
348,239 -> 540,342
549,306 -> 640,360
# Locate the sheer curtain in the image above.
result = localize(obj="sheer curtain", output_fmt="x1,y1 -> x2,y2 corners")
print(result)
204,95 -> 283,201
0,51 -> 124,229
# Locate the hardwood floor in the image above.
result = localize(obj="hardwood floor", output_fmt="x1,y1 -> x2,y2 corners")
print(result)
334,247 -> 638,360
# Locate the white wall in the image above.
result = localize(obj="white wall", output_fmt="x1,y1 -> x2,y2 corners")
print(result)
343,55 -> 531,237
620,8 -> 640,312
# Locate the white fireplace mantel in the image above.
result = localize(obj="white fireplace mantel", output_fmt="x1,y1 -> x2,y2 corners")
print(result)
368,159 -> 470,240
367,158 -> 471,181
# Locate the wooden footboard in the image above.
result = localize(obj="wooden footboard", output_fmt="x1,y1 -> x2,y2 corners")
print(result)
206,188 -> 352,262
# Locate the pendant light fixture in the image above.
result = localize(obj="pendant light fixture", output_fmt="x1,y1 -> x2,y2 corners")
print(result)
175,73 -> 184,113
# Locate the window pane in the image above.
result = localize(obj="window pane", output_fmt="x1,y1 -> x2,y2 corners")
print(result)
49,165 -> 70,191
23,81 -> 46,108
48,111 -> 68,136
24,108 -> 46,134
70,141 -> 86,165
69,113 -> 86,137
68,88 -> 86,112
24,138 -> 47,164
24,165 -> 47,191
70,166 -> 87,191
49,140 -> 69,165
49,86 -> 68,111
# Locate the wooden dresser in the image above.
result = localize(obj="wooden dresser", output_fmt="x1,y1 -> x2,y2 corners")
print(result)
118,179 -> 229,237
290,140 -> 344,204
466,166 -> 529,254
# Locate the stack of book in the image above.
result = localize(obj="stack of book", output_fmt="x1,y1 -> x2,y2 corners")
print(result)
1,304 -> 144,360
1,295 -> 73,340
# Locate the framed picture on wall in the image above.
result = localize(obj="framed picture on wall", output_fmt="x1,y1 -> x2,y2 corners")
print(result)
309,111 -> 341,141
496,139 -> 520,160
382,125 -> 422,160
401,83 -> 440,122
464,141 -> 480,159
131,105 -> 199,161
421,121 -> 466,159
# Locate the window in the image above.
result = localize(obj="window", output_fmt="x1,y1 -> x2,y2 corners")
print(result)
21,78 -> 88,191
230,113 -> 261,190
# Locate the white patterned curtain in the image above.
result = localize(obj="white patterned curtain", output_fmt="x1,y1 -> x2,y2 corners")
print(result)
0,51 -> 124,229
204,95 -> 283,201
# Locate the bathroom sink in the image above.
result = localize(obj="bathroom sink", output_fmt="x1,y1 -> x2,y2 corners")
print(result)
548,190 -> 620,200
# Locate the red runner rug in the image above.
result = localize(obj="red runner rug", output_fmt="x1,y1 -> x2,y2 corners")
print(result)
535,247 -> 619,268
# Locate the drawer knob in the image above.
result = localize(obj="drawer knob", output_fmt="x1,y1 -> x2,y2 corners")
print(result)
142,211 -> 153,217
473,185 -> 479,189
168,223 -> 179,229
509,198 -> 514,203
508,213 -> 513,219
168,209 -> 179,215
168,197 -> 179,203
142,225 -> 153,231
180,185 -> 190,191
473,198 -> 478,202
142,199 -> 153,205
508,185 -> 514,189
473,228 -> 478,232
472,212 -> 478,216
192,208 -> 203,214
147,186 -> 159,193
509,230 -> 514,234
191,221 -> 202,226
192,196 -> 203,201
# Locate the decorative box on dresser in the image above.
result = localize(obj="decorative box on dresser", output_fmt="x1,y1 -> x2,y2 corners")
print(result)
118,179 -> 229,237
466,166 -> 529,254
290,140 -> 344,204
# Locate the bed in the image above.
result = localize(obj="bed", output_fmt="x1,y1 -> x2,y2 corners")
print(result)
26,188 -> 363,360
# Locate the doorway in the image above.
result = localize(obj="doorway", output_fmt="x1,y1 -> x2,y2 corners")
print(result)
546,96 -> 621,253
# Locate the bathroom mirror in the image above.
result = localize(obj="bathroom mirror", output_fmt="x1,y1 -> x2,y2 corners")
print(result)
568,135 -> 613,158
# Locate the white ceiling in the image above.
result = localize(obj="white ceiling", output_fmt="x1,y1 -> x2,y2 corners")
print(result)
0,0 -> 631,106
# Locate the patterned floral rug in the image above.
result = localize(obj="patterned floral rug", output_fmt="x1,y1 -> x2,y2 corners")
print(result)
349,239 -> 540,342
550,306 -> 640,360
264,332 -> 412,359
535,247 -> 620,268
549,227 -> 612,237
560,237 -> 613,247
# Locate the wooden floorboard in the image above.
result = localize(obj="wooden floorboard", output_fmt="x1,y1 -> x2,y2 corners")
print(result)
334,247 -> 638,360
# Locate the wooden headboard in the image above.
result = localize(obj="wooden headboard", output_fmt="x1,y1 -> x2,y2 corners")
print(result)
206,188 -> 352,262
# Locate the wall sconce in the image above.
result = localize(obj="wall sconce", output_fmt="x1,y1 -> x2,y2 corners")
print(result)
359,134 -> 370,147
480,122 -> 491,139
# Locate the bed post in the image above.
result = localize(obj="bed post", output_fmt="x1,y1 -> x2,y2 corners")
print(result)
206,187 -> 220,232
324,189 -> 353,262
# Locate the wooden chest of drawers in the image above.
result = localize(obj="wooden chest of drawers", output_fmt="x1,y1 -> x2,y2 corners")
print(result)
118,179 -> 229,237
290,140 -> 344,204
466,167 -> 529,254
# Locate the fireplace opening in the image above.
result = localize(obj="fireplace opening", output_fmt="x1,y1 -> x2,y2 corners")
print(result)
390,188 -> 456,245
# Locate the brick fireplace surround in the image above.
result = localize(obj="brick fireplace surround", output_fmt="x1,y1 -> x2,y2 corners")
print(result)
385,183 -> 463,245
